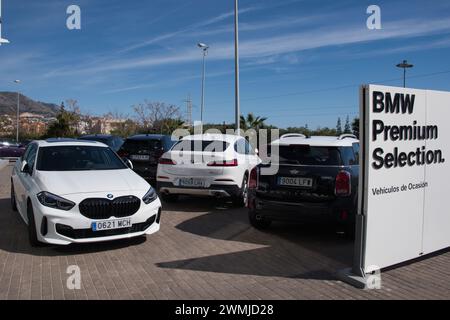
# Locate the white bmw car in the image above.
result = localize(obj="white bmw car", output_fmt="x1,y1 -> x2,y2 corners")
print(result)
157,134 -> 260,206
10,139 -> 161,246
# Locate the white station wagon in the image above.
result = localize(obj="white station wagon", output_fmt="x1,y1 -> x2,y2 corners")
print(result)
10,139 -> 162,246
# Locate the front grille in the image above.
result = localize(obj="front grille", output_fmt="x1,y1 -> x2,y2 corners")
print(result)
56,215 -> 156,239
79,196 -> 141,219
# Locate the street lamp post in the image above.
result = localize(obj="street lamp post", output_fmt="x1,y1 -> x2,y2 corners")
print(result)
197,43 -> 209,134
14,80 -> 20,142
396,60 -> 414,88
234,0 -> 240,135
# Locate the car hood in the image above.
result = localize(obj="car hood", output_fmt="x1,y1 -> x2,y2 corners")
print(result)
36,169 -> 150,196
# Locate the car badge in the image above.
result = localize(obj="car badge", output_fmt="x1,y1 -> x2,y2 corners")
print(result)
107,194 -> 114,199
290,169 -> 300,175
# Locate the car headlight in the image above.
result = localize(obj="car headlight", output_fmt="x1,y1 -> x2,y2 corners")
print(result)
37,192 -> 75,211
142,187 -> 157,204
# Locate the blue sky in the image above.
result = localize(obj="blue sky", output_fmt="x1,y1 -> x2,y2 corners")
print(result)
1,0 -> 450,129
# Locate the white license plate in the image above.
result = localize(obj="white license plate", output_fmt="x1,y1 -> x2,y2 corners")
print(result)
131,155 -> 150,161
92,218 -> 132,231
278,177 -> 313,187
179,178 -> 206,188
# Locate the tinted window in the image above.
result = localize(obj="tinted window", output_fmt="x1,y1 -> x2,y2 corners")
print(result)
26,144 -> 38,171
172,140 -> 229,153
164,137 -> 177,150
234,139 -> 246,154
113,137 -> 124,150
245,140 -> 255,155
22,144 -> 32,160
37,146 -> 127,171
121,139 -> 162,154
277,145 -> 342,166
340,147 -> 357,165
352,143 -> 360,163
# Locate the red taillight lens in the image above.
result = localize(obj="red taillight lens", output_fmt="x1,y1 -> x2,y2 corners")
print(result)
207,159 -> 238,167
335,171 -> 351,196
159,158 -> 176,165
249,167 -> 258,189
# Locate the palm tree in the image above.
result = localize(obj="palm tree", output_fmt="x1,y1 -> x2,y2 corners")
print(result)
239,113 -> 268,131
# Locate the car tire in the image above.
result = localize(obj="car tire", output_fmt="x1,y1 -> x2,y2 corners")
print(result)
27,202 -> 43,247
233,173 -> 249,207
161,193 -> 179,203
11,182 -> 18,212
248,209 -> 272,230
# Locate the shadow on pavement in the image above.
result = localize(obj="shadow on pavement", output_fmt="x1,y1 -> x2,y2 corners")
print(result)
0,198 -> 148,257
161,195 -> 238,213
157,199 -> 354,280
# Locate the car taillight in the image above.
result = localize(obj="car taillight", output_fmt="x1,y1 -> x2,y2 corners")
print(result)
159,158 -> 176,165
207,159 -> 238,167
335,171 -> 351,196
249,167 -> 258,189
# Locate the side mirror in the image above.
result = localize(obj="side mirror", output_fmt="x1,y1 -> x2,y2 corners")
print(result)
122,158 -> 134,170
20,160 -> 31,174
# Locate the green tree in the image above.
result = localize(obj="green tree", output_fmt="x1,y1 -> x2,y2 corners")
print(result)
314,127 -> 338,136
336,117 -> 343,135
110,119 -> 139,138
239,113 -> 268,131
45,104 -> 80,138
344,116 -> 352,134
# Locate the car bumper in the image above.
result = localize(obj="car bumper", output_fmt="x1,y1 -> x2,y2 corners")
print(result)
157,181 -> 241,198
30,196 -> 162,245
249,196 -> 354,223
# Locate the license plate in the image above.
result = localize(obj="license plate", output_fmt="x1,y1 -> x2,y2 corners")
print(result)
278,177 -> 313,187
130,154 -> 150,161
92,218 -> 132,231
179,178 -> 205,188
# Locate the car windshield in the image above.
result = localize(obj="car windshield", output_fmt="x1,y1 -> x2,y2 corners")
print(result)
172,140 -> 229,153
276,145 -> 342,166
36,146 -> 127,171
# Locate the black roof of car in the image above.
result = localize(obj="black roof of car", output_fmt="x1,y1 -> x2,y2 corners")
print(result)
126,134 -> 169,141
79,134 -> 116,139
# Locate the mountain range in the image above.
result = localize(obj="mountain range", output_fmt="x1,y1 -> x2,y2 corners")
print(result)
0,92 -> 60,117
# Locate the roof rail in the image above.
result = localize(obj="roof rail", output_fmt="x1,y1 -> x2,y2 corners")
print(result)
338,134 -> 357,140
280,133 -> 307,139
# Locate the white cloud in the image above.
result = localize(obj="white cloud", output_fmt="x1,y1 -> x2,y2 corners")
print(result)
43,17 -> 450,77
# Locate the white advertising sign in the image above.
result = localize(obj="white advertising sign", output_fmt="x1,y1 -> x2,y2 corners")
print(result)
359,85 -> 450,272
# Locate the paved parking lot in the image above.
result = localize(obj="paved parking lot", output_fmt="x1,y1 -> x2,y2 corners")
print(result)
0,165 -> 449,300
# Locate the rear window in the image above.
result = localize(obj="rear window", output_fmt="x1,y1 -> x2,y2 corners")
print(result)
172,140 -> 229,153
121,139 -> 162,154
277,145 -> 342,166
